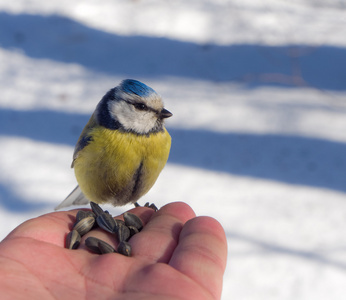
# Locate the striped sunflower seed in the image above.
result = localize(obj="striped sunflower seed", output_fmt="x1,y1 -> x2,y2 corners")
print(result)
98,240 -> 116,254
85,237 -> 116,254
90,202 -> 105,217
128,225 -> 139,237
73,216 -> 95,236
66,230 -> 81,249
96,213 -> 116,233
76,210 -> 96,223
117,241 -> 132,256
123,212 -> 143,231
115,222 -> 131,242
85,237 -> 102,254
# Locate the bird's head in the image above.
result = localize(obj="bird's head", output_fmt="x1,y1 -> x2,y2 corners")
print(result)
96,79 -> 172,135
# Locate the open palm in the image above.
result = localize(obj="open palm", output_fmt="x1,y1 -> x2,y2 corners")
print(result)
0,202 -> 227,300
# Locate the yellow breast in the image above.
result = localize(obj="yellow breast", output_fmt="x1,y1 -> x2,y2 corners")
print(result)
73,126 -> 171,205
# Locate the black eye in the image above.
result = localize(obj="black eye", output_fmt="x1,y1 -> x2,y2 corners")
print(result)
134,103 -> 147,111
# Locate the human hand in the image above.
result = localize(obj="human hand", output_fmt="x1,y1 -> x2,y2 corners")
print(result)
0,202 -> 227,300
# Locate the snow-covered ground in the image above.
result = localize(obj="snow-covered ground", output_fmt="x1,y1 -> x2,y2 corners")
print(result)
1,1 -> 346,299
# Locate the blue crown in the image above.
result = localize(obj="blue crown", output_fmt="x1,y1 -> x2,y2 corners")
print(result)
120,79 -> 157,97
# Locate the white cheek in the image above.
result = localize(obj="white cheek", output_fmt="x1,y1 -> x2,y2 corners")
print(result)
109,101 -> 157,134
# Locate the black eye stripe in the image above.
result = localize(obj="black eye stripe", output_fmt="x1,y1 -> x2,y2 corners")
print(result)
123,100 -> 158,114
134,103 -> 148,111
133,103 -> 159,114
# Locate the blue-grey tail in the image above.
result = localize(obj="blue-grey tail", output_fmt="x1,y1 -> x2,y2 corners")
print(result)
55,185 -> 90,210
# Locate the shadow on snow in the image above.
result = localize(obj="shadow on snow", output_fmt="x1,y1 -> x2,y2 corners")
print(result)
1,108 -> 345,195
0,12 -> 345,90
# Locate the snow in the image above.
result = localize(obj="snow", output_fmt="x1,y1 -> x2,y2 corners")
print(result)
1,1 -> 346,299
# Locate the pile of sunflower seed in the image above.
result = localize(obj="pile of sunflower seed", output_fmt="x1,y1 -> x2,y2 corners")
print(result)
65,202 -> 143,256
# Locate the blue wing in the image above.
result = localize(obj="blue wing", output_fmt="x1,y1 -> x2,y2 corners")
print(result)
71,113 -> 97,167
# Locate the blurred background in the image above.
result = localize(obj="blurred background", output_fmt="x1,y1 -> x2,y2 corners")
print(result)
0,1 -> 346,299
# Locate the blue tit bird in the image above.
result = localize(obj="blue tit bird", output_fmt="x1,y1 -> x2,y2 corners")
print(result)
55,79 -> 172,210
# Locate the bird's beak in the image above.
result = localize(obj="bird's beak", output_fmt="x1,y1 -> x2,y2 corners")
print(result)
160,108 -> 173,119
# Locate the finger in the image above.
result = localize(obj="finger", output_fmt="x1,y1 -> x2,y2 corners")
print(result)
169,216 -> 228,300
129,202 -> 196,263
3,210 -> 81,247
